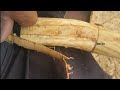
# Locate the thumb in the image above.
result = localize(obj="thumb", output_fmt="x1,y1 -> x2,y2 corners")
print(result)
9,11 -> 38,26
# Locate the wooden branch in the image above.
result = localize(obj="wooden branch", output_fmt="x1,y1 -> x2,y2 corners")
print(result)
93,26 -> 120,59
20,18 -> 120,59
21,18 -> 98,52
6,34 -> 70,61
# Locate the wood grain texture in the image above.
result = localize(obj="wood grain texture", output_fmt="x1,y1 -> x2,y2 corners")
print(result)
21,18 -> 98,52
7,35 -> 70,61
93,26 -> 120,58
20,18 -> 120,59
90,11 -> 120,79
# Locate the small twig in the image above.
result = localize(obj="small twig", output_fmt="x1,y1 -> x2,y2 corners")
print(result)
6,34 -> 70,61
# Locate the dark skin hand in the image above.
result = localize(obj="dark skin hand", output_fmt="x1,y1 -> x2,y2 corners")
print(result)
0,11 -> 38,43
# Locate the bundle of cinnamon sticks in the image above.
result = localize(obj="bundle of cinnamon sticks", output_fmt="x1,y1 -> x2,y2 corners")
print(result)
7,18 -> 120,60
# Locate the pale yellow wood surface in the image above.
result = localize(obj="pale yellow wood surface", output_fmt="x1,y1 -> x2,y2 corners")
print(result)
90,11 -> 120,79
20,18 -> 120,59
21,18 -> 98,52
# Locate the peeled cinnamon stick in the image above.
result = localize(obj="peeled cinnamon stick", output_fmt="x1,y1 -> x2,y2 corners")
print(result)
6,34 -> 70,61
19,18 -> 120,59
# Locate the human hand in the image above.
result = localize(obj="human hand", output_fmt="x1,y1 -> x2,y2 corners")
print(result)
0,11 -> 38,43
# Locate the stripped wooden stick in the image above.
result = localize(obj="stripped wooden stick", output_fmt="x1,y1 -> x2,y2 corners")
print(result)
21,18 -> 99,51
6,34 -> 70,61
20,18 -> 120,59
